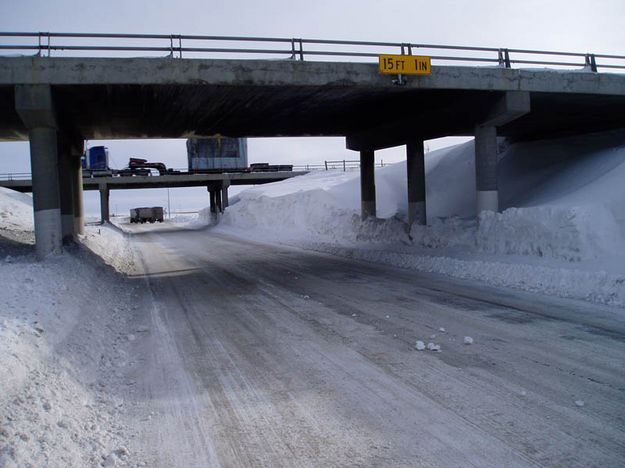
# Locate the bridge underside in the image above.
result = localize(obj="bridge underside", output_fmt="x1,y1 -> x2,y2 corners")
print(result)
1,84 -> 625,144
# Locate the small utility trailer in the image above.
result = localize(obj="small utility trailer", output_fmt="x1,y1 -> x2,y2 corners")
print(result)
130,207 -> 164,223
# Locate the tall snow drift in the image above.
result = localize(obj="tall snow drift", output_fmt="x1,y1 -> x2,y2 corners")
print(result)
211,131 -> 625,305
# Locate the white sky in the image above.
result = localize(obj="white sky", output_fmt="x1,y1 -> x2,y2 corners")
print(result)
0,0 -> 623,213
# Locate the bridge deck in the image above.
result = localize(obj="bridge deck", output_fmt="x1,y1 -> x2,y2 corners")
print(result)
0,170 -> 308,193
1,57 -> 624,144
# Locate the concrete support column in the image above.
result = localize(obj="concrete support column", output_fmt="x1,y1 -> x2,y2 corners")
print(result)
208,184 -> 225,214
208,187 -> 217,214
57,138 -> 75,244
72,151 -> 84,236
215,189 -> 223,213
99,185 -> 110,224
406,140 -> 427,226
359,149 -> 376,220
29,127 -> 62,257
15,84 -> 62,258
474,125 -> 499,213
221,180 -> 230,210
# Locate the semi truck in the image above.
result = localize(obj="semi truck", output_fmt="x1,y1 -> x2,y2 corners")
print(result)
129,207 -> 164,223
82,146 -> 113,177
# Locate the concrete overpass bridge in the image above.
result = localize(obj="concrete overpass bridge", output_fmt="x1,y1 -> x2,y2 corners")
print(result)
0,170 -> 307,223
1,32 -> 624,257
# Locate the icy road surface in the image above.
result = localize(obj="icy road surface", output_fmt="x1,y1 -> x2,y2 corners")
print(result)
123,224 -> 625,467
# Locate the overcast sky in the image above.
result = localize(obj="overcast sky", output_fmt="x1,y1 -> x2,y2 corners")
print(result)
1,0 -> 623,213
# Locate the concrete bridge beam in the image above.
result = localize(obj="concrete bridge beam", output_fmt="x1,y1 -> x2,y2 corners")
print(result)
15,84 -> 62,258
360,149 -> 376,220
406,140 -> 426,226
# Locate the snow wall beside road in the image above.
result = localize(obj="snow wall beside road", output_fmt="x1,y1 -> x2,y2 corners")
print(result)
212,131 -> 625,305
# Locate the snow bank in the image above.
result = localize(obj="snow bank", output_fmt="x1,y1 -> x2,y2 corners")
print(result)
82,224 -> 138,275
0,187 -> 33,229
212,131 -> 625,306
0,252 -> 137,467
0,188 -> 144,466
0,187 -> 34,246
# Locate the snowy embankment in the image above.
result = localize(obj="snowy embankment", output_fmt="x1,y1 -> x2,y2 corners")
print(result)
0,193 -> 139,466
82,224 -> 138,276
0,188 -> 34,250
211,131 -> 625,306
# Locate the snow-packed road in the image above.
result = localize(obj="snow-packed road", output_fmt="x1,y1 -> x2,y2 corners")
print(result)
122,224 -> 625,467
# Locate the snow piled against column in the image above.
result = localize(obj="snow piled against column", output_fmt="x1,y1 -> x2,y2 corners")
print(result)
214,131 -> 625,306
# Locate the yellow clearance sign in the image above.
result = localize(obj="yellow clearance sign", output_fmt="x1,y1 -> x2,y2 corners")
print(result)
378,54 -> 432,75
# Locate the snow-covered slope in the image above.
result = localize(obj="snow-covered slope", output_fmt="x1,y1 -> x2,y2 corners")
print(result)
212,131 -> 625,306
0,187 -> 33,238
0,189 -> 140,466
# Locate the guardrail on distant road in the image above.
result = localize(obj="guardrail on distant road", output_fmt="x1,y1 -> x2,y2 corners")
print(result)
0,32 -> 624,72
0,172 -> 31,181
0,161 -> 386,182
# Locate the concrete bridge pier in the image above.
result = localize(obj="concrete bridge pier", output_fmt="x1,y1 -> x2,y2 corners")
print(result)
208,181 -> 229,214
359,149 -> 376,220
209,189 -> 216,214
221,180 -> 230,210
406,140 -> 426,226
208,185 -> 223,214
474,125 -> 499,213
99,184 -> 110,223
72,148 -> 85,236
29,128 -> 63,256
474,91 -> 530,215
57,137 -> 82,243
15,84 -> 62,258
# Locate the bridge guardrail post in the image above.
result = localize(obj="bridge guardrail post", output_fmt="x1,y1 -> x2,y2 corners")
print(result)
498,48 -> 511,68
290,39 -> 296,60
585,53 -> 598,72
298,39 -> 304,61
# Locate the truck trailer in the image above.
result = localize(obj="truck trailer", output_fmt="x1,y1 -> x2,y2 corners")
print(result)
130,207 -> 164,224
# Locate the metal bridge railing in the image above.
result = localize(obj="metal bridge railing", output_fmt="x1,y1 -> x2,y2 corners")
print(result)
0,161 -> 386,181
0,172 -> 32,181
0,32 -> 623,72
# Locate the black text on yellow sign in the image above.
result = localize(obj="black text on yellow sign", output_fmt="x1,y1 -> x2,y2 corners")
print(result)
378,55 -> 432,75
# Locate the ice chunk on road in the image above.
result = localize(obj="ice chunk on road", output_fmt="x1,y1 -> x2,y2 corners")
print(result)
575,400 -> 585,407
439,327 -> 446,332
464,336 -> 474,345
427,342 -> 441,352
415,340 -> 426,351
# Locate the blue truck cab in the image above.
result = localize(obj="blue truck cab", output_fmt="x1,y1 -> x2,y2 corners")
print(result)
82,146 -> 111,176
